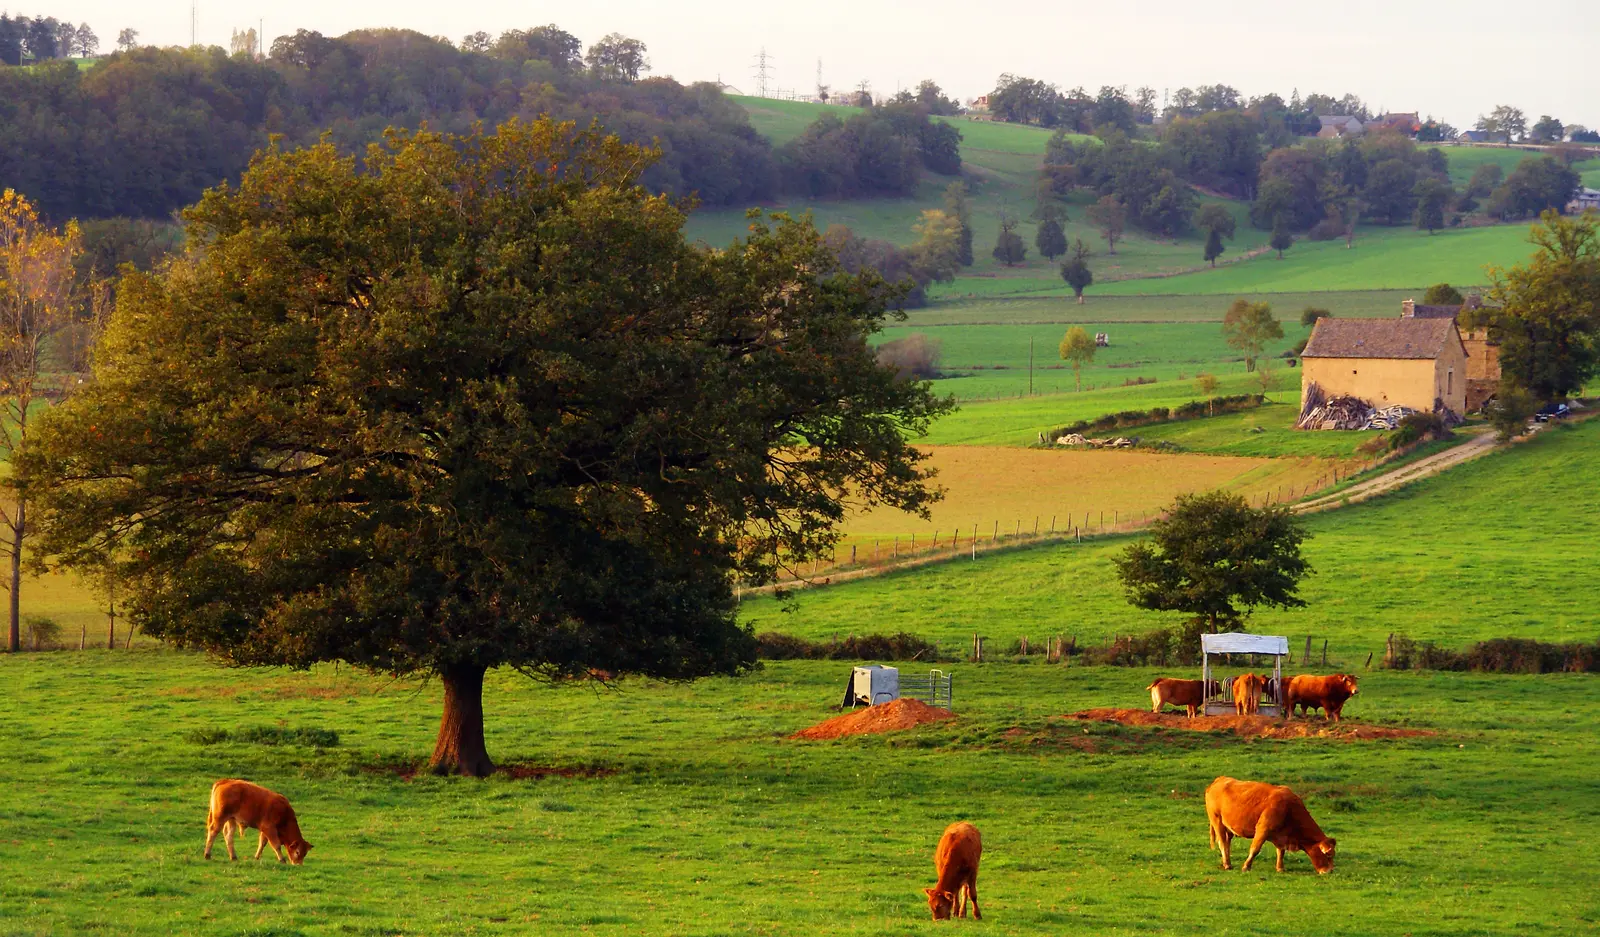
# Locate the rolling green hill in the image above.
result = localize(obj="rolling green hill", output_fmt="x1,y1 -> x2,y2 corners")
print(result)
742,416 -> 1600,650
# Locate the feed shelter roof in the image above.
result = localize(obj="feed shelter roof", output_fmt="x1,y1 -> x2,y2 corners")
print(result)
1302,317 -> 1461,360
1201,633 -> 1289,655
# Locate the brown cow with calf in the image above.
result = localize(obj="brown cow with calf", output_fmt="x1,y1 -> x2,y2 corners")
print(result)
204,779 -> 313,864
1287,673 -> 1360,721
1205,777 -> 1336,874
924,821 -> 982,920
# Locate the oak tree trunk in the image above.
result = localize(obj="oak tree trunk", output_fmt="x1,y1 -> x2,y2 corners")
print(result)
430,663 -> 494,777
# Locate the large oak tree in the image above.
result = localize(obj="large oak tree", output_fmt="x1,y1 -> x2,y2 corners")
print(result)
23,119 -> 951,775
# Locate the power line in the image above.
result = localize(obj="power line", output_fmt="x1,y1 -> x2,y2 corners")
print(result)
752,47 -> 771,98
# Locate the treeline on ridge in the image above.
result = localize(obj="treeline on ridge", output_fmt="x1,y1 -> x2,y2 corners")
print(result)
0,22 -> 968,225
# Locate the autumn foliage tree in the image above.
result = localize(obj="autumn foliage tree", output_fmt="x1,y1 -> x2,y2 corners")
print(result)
1222,298 -> 1283,372
0,190 -> 80,653
21,120 -> 952,774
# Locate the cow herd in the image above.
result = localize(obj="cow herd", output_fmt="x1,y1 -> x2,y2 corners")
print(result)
198,673 -> 1362,923
1149,672 -> 1361,721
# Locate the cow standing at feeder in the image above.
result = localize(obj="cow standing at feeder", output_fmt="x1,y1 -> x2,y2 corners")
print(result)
1232,673 -> 1267,714
1149,678 -> 1219,717
1287,674 -> 1360,721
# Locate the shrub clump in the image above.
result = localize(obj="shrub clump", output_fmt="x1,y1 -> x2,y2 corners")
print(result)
1388,411 -> 1453,451
1387,635 -> 1600,673
187,726 -> 341,747
1079,629 -> 1184,666
1046,394 -> 1264,443
755,632 -> 945,662
22,616 -> 63,651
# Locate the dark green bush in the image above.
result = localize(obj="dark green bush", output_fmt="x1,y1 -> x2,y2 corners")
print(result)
187,726 -> 341,747
754,632 -> 945,662
1387,635 -> 1600,673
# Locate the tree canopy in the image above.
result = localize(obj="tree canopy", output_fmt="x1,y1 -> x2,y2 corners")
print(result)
1222,299 -> 1283,371
1477,211 -> 1600,401
1113,491 -> 1311,649
21,119 -> 952,775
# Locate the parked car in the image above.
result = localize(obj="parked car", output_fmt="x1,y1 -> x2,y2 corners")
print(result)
1534,402 -> 1570,423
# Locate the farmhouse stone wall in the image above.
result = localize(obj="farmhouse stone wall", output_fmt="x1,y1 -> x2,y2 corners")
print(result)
1300,342 -> 1467,414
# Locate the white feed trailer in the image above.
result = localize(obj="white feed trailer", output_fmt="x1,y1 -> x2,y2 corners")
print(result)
840,665 -> 955,711
1200,632 -> 1289,717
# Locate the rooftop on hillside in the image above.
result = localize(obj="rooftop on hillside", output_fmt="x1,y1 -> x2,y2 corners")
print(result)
1302,317 -> 1462,359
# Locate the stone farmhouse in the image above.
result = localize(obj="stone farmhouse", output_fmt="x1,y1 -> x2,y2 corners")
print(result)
1401,297 -> 1501,411
1301,317 -> 1467,416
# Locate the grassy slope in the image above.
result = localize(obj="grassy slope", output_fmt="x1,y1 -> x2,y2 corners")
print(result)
686,97 -> 1266,288
2,651 -> 1594,936
902,290 -> 1412,326
1091,224 -> 1534,296
743,418 -> 1600,650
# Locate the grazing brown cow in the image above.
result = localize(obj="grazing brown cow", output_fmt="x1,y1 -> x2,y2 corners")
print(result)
1205,777 -> 1336,874
1287,673 -> 1360,722
1232,673 -> 1267,714
204,779 -> 312,864
1148,678 -> 1220,717
924,821 -> 982,920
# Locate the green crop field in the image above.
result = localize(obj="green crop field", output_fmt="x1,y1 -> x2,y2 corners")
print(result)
3,645 -> 1596,935
743,418 -> 1600,651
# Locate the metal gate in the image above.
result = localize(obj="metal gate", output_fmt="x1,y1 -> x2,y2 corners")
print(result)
899,669 -> 954,711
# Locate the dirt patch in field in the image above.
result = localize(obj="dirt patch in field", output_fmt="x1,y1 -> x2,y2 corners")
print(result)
1064,709 -> 1435,741
791,698 -> 956,740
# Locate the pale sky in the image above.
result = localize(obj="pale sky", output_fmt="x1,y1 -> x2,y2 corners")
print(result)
33,0 -> 1599,130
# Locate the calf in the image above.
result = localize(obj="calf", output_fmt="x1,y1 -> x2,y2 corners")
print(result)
924,821 -> 982,920
1287,673 -> 1360,722
1148,678 -> 1220,717
1232,673 -> 1267,715
1204,777 -> 1336,874
204,779 -> 312,864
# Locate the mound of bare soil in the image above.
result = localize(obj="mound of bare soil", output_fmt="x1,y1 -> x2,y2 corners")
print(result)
791,698 -> 956,740
1064,708 -> 1434,741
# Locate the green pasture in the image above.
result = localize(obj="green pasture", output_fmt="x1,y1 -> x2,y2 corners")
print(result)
3,647 -> 1595,936
1129,402 -> 1386,457
885,318 -> 1310,402
904,290 -> 1411,326
1425,144 -> 1536,188
916,373 -> 1288,445
1088,224 -> 1533,296
745,417 -> 1600,650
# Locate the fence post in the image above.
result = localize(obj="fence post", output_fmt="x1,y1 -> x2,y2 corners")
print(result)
1050,515 -> 1056,533
993,520 -> 999,542
851,544 -> 857,565
1364,651 -> 1373,670
1384,632 -> 1395,669
1321,639 -> 1328,666
1304,635 -> 1313,664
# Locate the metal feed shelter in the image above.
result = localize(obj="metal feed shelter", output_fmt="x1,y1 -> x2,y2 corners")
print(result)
1201,633 -> 1288,716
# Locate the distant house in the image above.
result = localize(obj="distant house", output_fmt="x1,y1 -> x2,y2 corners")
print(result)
1301,317 -> 1467,416
1365,112 -> 1423,136
1400,297 -> 1499,411
966,94 -> 992,120
1316,115 -> 1365,139
1568,187 -> 1600,213
1459,129 -> 1504,144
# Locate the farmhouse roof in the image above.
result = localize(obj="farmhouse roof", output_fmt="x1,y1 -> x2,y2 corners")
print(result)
1302,317 -> 1462,360
1201,633 -> 1289,656
1408,304 -> 1461,319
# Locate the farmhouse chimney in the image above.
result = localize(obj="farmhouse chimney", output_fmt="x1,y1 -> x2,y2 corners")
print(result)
1401,299 -> 1416,318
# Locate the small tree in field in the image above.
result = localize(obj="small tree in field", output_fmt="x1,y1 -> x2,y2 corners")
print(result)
1035,217 -> 1067,260
1087,194 -> 1127,254
1059,325 -> 1096,391
22,120 -> 951,774
1059,238 -> 1093,304
1269,216 -> 1293,259
1194,203 -> 1236,267
1300,307 -> 1331,327
1114,491 -> 1310,655
1422,283 -> 1464,306
992,216 -> 1027,266
1194,372 -> 1218,397
1222,298 -> 1283,372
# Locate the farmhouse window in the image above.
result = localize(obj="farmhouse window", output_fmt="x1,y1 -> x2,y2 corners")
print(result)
1448,369 -> 1454,395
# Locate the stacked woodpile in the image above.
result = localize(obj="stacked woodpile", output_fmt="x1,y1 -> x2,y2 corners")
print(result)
1055,434 -> 1135,448
1297,395 -> 1375,430
1363,405 -> 1414,430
